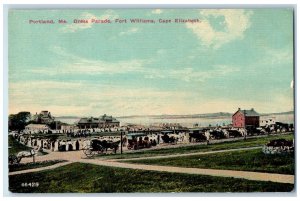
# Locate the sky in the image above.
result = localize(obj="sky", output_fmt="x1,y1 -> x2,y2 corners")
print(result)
8,8 -> 294,117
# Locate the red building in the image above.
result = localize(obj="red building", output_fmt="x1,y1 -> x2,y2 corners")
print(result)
232,108 -> 260,128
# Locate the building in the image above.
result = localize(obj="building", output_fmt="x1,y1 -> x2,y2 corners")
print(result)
31,110 -> 55,124
61,124 -> 78,131
25,124 -> 50,131
77,114 -> 120,129
260,117 -> 276,127
98,114 -> 120,128
232,108 -> 260,128
77,117 -> 99,129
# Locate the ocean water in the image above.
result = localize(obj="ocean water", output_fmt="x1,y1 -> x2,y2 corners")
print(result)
56,113 -> 294,128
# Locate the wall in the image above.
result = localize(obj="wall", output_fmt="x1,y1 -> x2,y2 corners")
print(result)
245,116 -> 260,127
232,112 -> 245,128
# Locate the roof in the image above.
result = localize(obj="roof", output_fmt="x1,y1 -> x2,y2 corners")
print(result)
189,128 -> 211,131
25,124 -> 50,129
99,114 -> 120,122
127,133 -> 148,137
233,108 -> 259,117
78,117 -> 99,124
242,109 -> 259,116
78,115 -> 120,124
161,130 -> 174,134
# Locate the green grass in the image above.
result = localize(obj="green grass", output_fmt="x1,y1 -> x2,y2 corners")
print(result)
9,136 -> 32,155
9,160 -> 67,172
9,162 -> 294,193
126,149 -> 294,174
99,133 -> 294,159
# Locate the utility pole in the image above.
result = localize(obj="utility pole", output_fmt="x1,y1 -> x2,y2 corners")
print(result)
33,152 -> 35,163
120,131 -> 123,154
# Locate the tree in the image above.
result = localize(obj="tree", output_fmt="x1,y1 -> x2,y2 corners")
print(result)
9,111 -> 31,131
47,121 -> 62,130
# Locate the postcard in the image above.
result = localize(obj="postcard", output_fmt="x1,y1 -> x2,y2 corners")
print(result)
6,7 -> 295,194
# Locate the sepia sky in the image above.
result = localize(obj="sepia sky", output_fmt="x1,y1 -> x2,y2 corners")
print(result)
8,9 -> 294,116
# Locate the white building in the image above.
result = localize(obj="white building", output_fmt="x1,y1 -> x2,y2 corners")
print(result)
260,117 -> 276,127
25,124 -> 50,132
61,124 -> 78,130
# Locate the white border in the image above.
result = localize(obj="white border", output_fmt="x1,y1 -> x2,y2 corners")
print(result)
1,0 -> 299,200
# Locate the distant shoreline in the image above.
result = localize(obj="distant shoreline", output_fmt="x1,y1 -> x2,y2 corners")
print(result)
55,111 -> 294,120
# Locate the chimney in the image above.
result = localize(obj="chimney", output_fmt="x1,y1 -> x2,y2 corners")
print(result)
238,108 -> 241,111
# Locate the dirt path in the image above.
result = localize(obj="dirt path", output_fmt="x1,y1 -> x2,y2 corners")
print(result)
19,149 -> 86,163
78,159 -> 294,184
19,146 -> 262,164
9,147 -> 294,184
9,161 -> 73,176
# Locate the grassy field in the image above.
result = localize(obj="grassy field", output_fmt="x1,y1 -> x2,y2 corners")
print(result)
9,162 -> 294,193
9,136 -> 32,155
9,160 -> 67,172
126,149 -> 294,174
100,133 -> 294,159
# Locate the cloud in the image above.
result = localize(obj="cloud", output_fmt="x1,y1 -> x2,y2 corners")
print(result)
28,46 -> 146,76
60,10 -> 119,33
19,46 -> 145,78
64,59 -> 144,75
144,65 -> 239,82
9,81 -> 83,91
24,46 -> 239,85
9,79 -> 293,116
156,49 -> 166,55
186,9 -> 253,49
9,80 -> 192,116
119,27 -> 139,36
29,59 -> 145,76
29,46 -> 237,83
262,47 -> 293,65
151,9 -> 163,14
